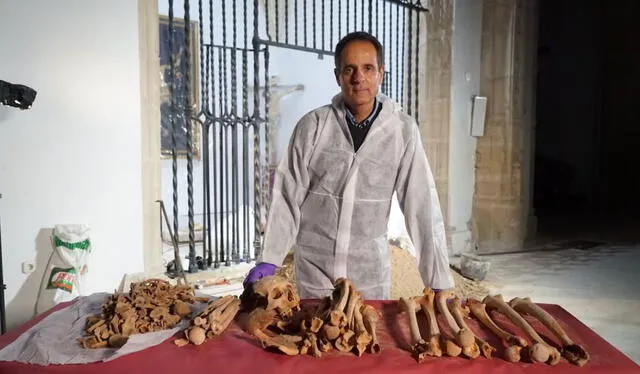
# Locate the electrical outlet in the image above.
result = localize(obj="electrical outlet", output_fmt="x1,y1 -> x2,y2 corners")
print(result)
21,261 -> 35,274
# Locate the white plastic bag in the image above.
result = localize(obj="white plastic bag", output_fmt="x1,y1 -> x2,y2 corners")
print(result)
35,224 -> 91,315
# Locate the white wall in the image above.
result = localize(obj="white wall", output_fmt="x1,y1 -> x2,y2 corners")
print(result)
447,0 -> 483,254
0,1 -> 145,330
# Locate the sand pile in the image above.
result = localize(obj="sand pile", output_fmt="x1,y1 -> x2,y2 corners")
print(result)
279,245 -> 490,300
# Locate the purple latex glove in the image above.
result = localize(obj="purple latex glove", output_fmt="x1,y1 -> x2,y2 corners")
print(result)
243,262 -> 278,288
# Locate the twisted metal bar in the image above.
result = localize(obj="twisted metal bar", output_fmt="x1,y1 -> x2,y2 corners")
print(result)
217,47 -> 225,267
209,0 -> 218,268
232,0 -> 240,263
168,0 -> 181,276
263,45 -> 271,222
242,0 -> 250,262
252,0 -> 262,260
199,0 -> 209,268
183,0 -> 197,273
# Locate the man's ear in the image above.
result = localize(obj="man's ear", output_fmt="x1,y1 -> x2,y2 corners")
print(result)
334,68 -> 340,86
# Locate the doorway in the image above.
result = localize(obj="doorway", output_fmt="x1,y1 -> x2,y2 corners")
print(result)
532,0 -> 640,244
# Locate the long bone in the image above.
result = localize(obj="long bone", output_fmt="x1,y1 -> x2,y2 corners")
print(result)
467,299 -> 526,362
448,297 -> 496,358
484,295 -> 561,365
436,290 -> 479,358
399,297 -> 430,361
413,288 -> 444,357
509,297 -> 589,366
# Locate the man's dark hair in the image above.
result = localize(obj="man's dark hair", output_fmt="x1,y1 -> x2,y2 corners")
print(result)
334,31 -> 384,69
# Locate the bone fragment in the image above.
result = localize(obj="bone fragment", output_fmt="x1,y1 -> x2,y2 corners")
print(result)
361,304 -> 381,354
414,290 -> 444,358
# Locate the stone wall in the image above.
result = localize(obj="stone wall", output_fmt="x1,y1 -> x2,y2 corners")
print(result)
471,0 -> 538,252
419,0 -> 454,226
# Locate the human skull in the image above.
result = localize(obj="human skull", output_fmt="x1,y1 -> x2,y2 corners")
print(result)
243,275 -> 300,319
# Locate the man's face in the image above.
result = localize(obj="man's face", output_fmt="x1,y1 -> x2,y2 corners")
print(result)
335,40 -> 384,110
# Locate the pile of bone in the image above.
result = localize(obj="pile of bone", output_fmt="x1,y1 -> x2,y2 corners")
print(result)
78,279 -> 204,349
400,289 -> 589,366
243,276 -> 380,358
174,294 -> 241,346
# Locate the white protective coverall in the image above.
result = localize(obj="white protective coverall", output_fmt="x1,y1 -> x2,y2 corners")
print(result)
260,93 -> 454,299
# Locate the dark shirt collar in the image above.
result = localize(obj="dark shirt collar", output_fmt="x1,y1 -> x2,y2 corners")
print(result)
345,97 -> 382,129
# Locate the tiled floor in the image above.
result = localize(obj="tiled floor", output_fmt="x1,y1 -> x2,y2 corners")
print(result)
480,245 -> 640,364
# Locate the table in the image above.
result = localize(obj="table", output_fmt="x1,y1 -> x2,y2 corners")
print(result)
0,299 -> 638,374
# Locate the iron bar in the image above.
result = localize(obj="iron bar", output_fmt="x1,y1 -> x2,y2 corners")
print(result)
285,0 -> 289,44
199,0 -> 208,267
275,0 -> 280,41
242,0 -> 250,262
168,0 -> 180,276
304,0 -> 308,46
346,1 -> 349,32
395,6 -> 399,101
414,5 -> 420,124
265,0 -> 271,40
403,6 -> 408,113
252,0 -> 263,260
353,0 -> 356,30
232,0 -> 240,263
222,1 -> 229,115
209,5 -> 218,267
183,0 -> 196,272
361,0 -> 365,31
263,43 -> 271,220
338,0 -> 341,42
217,53 -> 225,267
321,0 -> 325,50
330,0 -> 333,49
313,0 -> 317,49
368,0 -> 373,33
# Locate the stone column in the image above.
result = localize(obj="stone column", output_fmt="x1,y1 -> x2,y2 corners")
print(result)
471,0 -> 537,252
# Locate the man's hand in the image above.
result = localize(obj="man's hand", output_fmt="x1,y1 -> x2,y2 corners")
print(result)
243,262 -> 278,289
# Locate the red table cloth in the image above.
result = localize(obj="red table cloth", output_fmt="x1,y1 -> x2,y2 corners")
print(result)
0,299 -> 638,374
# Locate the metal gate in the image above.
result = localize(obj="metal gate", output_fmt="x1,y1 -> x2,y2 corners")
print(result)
162,0 -> 428,274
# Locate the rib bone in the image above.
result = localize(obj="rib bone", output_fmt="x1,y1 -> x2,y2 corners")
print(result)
484,295 -> 561,365
510,297 -> 589,367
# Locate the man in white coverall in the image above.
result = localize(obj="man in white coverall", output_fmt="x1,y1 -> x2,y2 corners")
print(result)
243,31 -> 454,299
